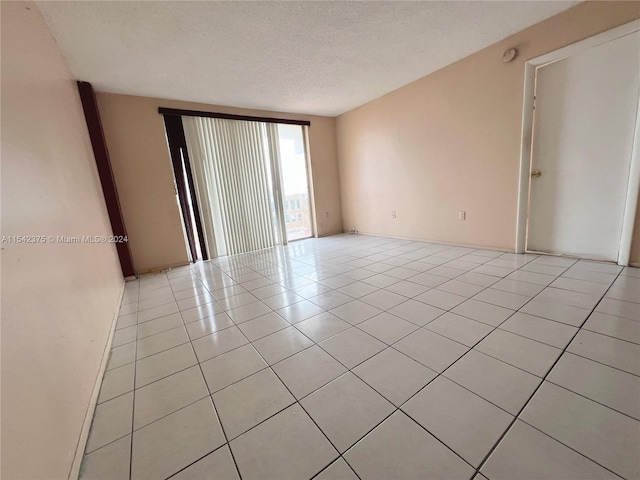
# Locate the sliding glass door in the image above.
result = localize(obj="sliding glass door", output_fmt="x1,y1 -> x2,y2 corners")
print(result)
277,125 -> 313,241
165,111 -> 315,260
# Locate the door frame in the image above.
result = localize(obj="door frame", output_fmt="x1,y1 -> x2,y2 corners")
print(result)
515,19 -> 640,265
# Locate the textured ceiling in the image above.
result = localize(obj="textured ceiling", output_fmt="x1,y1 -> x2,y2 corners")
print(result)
37,1 -> 578,116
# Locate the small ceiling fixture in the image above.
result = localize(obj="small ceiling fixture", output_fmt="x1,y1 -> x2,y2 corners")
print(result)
502,48 -> 518,63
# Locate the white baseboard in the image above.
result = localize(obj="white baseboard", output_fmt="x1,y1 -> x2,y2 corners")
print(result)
342,230 -> 513,253
68,279 -> 126,480
316,230 -> 344,238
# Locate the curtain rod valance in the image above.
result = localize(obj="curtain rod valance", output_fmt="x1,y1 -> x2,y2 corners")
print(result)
158,107 -> 311,126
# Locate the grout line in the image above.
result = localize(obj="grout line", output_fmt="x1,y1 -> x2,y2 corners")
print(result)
210,253 -> 506,472
264,242 -> 629,475
309,456 -> 362,480
91,236 -> 635,480
553,350 -> 640,378
165,442 -> 230,479
543,377 -> 640,422
169,271 -> 245,480
506,419 -> 626,480
472,266 -> 626,479
128,279 -> 140,479
579,327 -> 640,346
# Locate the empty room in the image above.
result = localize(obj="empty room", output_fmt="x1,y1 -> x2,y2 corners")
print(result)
2,1 -> 640,479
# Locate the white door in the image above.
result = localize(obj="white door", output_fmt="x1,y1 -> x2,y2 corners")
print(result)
527,31 -> 640,261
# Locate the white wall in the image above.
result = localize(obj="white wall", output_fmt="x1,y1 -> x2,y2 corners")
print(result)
1,2 -> 124,478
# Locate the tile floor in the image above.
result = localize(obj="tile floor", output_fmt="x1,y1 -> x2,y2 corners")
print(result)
81,234 -> 640,480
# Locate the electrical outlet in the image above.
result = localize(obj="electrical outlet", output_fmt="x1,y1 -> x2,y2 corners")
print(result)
325,212 -> 329,218
392,211 -> 397,219
459,211 -> 466,220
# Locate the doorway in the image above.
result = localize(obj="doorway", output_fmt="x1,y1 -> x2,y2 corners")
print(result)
516,21 -> 640,265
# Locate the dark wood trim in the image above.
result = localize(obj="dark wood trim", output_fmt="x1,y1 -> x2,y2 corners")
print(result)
158,107 -> 311,127
163,115 -> 209,261
77,81 -> 136,277
164,115 -> 197,262
179,145 -> 209,262
183,151 -> 209,260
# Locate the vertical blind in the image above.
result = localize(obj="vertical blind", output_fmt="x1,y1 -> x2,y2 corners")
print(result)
182,116 -> 285,257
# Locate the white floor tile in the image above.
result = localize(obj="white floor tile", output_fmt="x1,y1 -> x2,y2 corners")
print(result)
547,352 -> 640,419
394,329 -> 469,372
520,382 -> 640,479
388,299 -> 445,326
235,311 -> 290,341
272,345 -> 347,399
226,301 -> 272,324
482,420 -> 618,480
212,368 -> 294,439
276,300 -> 325,324
344,411 -> 475,479
84,235 -> 640,480
98,363 -> 135,404
133,366 -> 208,429
425,312 -> 493,347
415,289 -> 467,310
301,372 -> 395,452
136,326 -> 189,360
330,299 -> 383,325
135,343 -> 197,388
360,289 -> 407,310
358,312 -> 419,344
436,279 -> 485,297
567,330 -> 640,376
473,288 -> 531,310
251,326 -> 314,364
520,298 -> 590,326
492,278 -> 544,297
86,392 -> 133,453
583,311 -> 640,343
353,348 -> 437,406
475,329 -> 562,377
191,326 -> 248,363
230,404 -> 337,480
200,344 -> 267,393
106,342 -> 136,371
451,299 -> 514,327
136,313 -> 183,339
595,297 -> 640,321
172,445 -> 239,480
314,458 -> 359,480
320,327 -> 386,369
131,398 -> 225,479
296,312 -> 351,342
499,312 -> 578,349
403,376 -> 513,466
444,350 -> 541,415
81,435 -> 131,480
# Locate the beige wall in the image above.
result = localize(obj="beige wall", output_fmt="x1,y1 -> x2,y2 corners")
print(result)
1,2 -> 124,478
337,1 -> 640,261
96,94 -> 342,273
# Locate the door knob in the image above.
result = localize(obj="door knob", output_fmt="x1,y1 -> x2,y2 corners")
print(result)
531,170 -> 542,178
